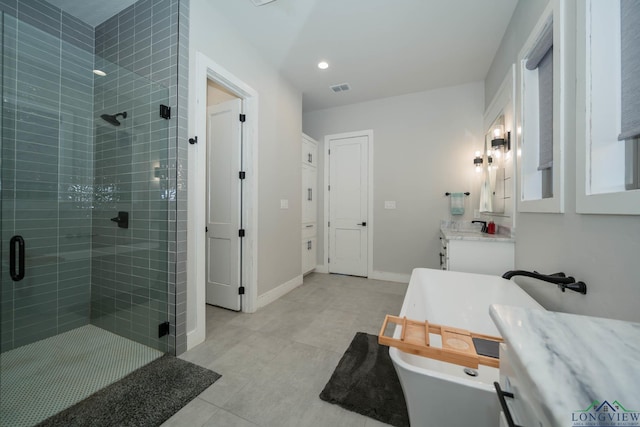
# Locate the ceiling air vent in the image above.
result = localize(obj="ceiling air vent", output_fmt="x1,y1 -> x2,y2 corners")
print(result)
330,83 -> 351,93
251,0 -> 277,6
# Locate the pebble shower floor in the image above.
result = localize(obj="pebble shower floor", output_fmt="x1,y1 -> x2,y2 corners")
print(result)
0,325 -> 162,426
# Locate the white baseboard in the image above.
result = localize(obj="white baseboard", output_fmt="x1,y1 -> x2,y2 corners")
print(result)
186,327 -> 205,351
257,274 -> 303,309
369,270 -> 411,283
313,264 -> 329,273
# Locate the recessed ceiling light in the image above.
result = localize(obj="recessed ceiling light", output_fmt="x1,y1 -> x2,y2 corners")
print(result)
93,69 -> 107,77
251,0 -> 277,6
317,61 -> 329,70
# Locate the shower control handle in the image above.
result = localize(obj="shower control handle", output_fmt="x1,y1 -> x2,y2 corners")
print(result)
110,211 -> 129,229
10,235 -> 25,282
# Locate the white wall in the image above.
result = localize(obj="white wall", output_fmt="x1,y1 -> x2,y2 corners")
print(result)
485,0 -> 640,322
303,82 -> 484,276
189,0 -> 302,314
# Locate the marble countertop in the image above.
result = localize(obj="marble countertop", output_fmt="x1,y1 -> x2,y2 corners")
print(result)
440,227 -> 515,243
490,304 -> 640,426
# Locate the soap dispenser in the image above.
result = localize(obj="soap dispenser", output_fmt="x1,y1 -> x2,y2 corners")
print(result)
487,221 -> 496,235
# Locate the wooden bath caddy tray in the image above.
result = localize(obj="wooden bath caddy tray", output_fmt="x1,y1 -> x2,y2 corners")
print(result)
378,315 -> 503,369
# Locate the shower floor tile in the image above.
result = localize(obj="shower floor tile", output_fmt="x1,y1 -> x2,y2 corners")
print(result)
0,324 -> 163,427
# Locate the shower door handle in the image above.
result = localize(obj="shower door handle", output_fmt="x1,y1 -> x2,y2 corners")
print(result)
10,235 -> 25,282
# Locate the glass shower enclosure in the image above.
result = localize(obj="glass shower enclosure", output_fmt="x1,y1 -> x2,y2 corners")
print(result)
1,2 -> 176,424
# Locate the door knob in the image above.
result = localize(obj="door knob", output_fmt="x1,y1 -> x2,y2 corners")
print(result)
357,222 -> 367,226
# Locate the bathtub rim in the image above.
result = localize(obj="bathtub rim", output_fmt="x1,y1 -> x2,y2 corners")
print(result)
389,268 -> 545,392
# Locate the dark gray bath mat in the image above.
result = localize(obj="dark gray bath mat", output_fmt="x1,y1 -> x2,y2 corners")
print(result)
37,355 -> 221,427
320,332 -> 409,427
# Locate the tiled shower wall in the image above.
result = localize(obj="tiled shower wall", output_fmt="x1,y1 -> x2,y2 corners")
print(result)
0,0 -> 95,351
1,0 -> 188,354
89,0 -> 189,354
89,0 -> 174,352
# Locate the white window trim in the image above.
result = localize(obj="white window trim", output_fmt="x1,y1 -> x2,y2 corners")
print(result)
576,0 -> 640,215
517,0 -> 566,214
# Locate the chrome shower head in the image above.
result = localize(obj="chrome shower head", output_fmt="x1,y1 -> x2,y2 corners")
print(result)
100,111 -> 127,126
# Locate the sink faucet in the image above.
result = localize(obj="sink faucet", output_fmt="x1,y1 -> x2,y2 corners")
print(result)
471,220 -> 487,233
502,270 -> 588,295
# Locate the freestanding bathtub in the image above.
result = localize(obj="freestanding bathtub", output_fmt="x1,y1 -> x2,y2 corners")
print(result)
389,268 -> 544,427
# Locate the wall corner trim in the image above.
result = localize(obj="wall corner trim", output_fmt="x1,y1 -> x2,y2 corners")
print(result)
186,326 -> 205,352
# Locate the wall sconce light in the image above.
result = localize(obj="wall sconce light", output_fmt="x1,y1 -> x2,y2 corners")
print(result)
491,127 -> 511,153
474,151 -> 495,172
474,152 -> 483,172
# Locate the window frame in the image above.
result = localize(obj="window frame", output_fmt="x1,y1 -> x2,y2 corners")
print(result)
576,0 -> 640,215
517,0 -> 566,214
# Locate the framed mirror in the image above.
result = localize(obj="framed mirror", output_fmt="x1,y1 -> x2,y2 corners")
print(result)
482,64 -> 516,221
483,117 -> 509,214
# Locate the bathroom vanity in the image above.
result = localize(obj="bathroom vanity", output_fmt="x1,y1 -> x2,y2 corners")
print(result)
440,228 -> 514,276
490,305 -> 640,426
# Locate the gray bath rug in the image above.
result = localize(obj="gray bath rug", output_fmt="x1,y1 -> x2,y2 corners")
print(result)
36,355 -> 221,427
320,332 -> 409,427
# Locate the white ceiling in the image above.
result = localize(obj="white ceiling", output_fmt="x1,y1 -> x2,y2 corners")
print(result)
46,0 -> 518,113
212,0 -> 519,112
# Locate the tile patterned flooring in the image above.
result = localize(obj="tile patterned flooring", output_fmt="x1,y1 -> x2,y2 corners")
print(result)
164,272 -> 408,427
0,325 -> 162,426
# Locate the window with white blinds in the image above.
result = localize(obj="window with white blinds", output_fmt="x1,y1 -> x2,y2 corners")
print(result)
576,0 -> 640,214
518,2 -> 564,213
525,23 -> 553,173
619,1 -> 640,142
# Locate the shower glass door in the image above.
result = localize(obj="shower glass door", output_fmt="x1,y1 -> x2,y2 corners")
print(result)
1,10 -> 170,354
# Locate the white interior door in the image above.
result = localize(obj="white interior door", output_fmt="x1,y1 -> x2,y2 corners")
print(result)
206,99 -> 242,310
328,135 -> 368,276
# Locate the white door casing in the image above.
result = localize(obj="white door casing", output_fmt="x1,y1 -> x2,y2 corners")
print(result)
328,135 -> 369,277
189,52 -> 259,350
206,99 -> 242,310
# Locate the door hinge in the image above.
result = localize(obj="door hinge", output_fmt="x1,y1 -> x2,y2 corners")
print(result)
158,321 -> 170,338
160,104 -> 171,120
328,185 -> 330,191
238,286 -> 245,295
239,171 -> 246,180
239,229 -> 245,237
328,257 -> 330,263
328,149 -> 330,155
239,114 -> 246,122
328,221 -> 330,227
205,226 -> 208,232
